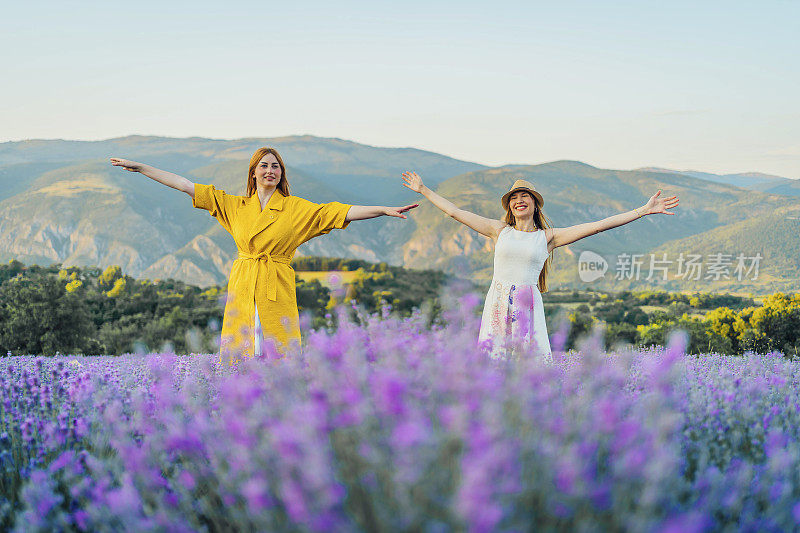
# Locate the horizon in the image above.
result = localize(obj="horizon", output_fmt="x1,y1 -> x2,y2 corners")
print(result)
1,133 -> 797,181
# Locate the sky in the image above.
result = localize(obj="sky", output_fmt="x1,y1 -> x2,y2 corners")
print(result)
2,0 -> 799,178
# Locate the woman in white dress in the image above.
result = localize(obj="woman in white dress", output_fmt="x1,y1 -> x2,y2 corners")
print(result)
401,173 -> 679,360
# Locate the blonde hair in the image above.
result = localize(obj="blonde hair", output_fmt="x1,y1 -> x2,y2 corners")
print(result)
503,192 -> 553,293
246,147 -> 291,197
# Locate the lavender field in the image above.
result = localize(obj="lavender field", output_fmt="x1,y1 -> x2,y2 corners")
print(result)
2,299 -> 800,532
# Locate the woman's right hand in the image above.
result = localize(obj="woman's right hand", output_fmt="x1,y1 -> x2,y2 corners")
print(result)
110,158 -> 144,172
401,171 -> 426,194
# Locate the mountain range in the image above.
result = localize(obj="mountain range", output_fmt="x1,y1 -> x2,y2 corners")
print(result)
1,135 -> 798,294
638,167 -> 800,197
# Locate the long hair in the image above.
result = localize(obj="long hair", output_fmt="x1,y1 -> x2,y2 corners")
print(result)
246,147 -> 291,197
504,192 -> 553,293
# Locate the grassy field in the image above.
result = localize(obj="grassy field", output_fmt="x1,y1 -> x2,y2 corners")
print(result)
295,270 -> 361,286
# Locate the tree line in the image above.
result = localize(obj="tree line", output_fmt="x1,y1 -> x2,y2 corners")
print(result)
0,259 -> 797,356
0,259 -> 451,355
548,290 -> 799,355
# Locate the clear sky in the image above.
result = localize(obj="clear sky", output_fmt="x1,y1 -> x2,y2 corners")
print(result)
2,0 -> 798,178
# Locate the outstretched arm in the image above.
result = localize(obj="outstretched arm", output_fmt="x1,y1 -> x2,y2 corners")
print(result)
401,171 -> 506,240
110,158 -> 195,198
345,204 -> 419,222
548,190 -> 679,252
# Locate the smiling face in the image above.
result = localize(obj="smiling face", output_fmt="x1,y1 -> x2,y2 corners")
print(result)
253,153 -> 282,189
508,191 -> 536,219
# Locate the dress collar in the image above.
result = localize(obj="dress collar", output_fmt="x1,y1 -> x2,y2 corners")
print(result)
252,190 -> 286,211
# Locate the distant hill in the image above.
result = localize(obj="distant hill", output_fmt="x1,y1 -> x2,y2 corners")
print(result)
639,167 -> 800,197
1,136 -> 799,294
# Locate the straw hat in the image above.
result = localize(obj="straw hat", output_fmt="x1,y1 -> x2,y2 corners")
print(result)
501,179 -> 544,210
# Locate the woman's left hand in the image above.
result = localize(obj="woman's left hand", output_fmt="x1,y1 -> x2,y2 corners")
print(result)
641,190 -> 679,216
384,204 -> 419,219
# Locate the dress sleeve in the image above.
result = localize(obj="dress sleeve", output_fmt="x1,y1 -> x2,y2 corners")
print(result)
291,197 -> 352,245
193,183 -> 236,234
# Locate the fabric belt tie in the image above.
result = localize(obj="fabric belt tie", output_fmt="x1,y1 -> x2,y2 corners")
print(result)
237,251 -> 292,302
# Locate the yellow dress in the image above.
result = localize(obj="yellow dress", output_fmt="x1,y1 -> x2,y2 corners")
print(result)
192,183 -> 351,361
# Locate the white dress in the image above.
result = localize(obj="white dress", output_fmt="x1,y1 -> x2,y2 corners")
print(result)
254,305 -> 263,356
478,226 -> 552,361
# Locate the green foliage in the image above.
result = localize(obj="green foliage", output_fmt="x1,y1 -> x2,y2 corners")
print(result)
544,287 -> 796,356
0,272 -> 96,355
566,307 -> 595,350
688,292 -> 756,310
0,259 -> 457,356
624,307 -> 650,326
594,301 -> 627,323
98,265 -> 122,291
296,279 -> 330,329
735,293 -> 800,355
0,258 -> 797,357
0,262 -> 222,355
637,315 -> 731,355
604,322 -> 639,347
346,265 -> 449,317
703,307 -> 740,353
291,257 -> 378,272
292,257 -> 453,321
0,260 -> 24,285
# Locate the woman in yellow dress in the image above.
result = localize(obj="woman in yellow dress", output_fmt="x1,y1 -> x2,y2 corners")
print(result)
110,148 -> 417,361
